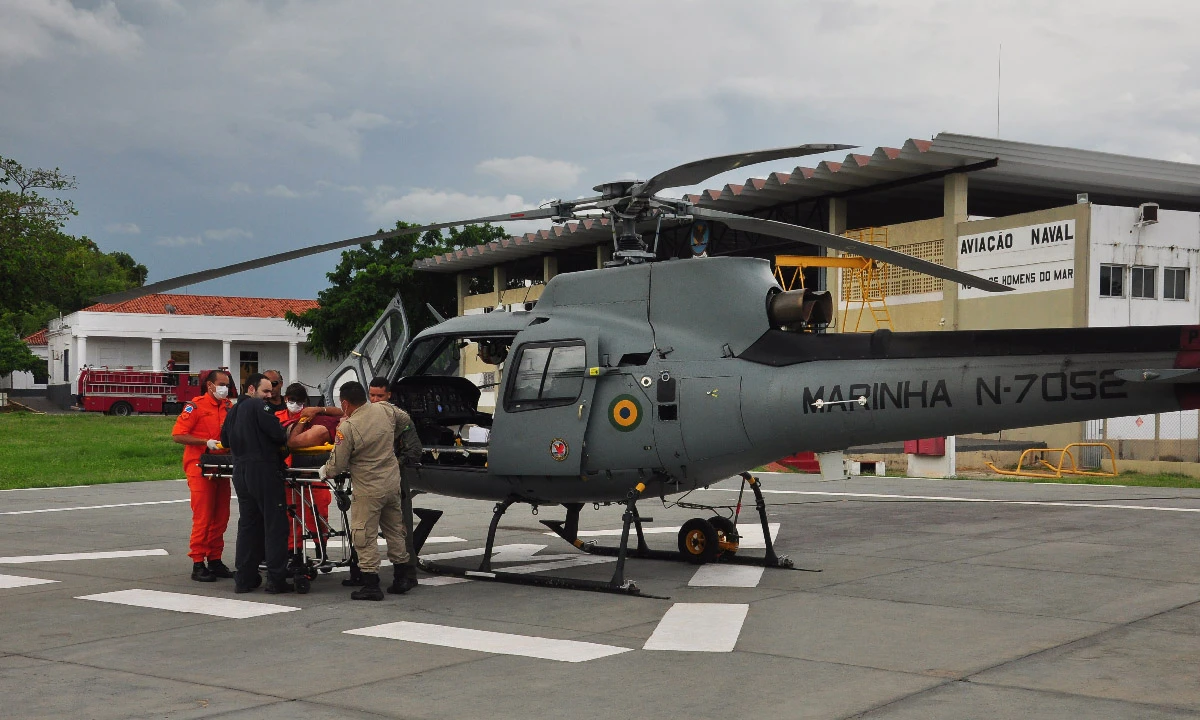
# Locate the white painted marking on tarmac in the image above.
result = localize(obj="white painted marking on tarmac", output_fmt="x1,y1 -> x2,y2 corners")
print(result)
303,535 -> 465,550
423,543 -> 582,565
346,621 -> 632,662
0,549 -> 168,564
417,576 -> 471,586
503,556 -> 616,574
78,589 -> 299,619
688,565 -> 765,588
0,573 -> 58,589
706,487 -> 1200,513
0,499 -> 189,516
643,603 -> 749,652
552,523 -> 780,548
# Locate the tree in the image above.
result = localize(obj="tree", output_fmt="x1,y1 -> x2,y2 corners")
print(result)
288,221 -> 508,359
0,322 -> 43,378
0,155 -> 148,339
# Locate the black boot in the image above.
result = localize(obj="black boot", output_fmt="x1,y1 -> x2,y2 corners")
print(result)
207,559 -> 235,579
387,563 -> 418,595
350,572 -> 383,601
341,562 -> 364,587
191,562 -> 216,582
234,573 -> 262,594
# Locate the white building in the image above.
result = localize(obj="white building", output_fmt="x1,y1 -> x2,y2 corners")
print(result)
42,293 -> 338,407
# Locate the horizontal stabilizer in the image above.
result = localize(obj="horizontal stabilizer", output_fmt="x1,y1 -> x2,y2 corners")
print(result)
1114,369 -> 1200,383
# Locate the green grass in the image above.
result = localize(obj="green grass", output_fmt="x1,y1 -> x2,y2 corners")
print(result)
1,413 -> 184,490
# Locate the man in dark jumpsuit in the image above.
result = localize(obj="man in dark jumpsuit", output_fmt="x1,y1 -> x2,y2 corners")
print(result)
221,373 -> 291,593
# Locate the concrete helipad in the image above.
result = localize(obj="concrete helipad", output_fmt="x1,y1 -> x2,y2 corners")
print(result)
3,473 -> 1200,718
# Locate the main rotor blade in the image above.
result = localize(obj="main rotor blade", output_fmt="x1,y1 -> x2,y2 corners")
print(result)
634,144 -> 855,198
690,207 -> 1013,293
92,207 -> 561,304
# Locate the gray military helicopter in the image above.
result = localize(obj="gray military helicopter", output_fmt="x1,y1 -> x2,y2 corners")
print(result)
98,145 -> 1200,595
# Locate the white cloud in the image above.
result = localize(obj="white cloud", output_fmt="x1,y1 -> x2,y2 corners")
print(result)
155,234 -> 202,247
155,227 -> 251,246
204,227 -> 252,241
0,0 -> 142,67
105,222 -> 141,234
475,156 -> 583,190
265,184 -> 302,199
365,187 -> 550,235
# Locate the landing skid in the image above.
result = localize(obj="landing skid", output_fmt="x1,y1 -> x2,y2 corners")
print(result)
542,472 -> 796,570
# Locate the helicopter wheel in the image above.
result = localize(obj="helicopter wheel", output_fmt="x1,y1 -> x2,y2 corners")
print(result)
678,518 -> 719,565
708,516 -> 739,557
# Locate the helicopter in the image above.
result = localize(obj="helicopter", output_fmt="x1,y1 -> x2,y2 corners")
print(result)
97,144 -> 1200,595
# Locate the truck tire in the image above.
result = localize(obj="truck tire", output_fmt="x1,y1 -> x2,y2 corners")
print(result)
109,401 -> 134,417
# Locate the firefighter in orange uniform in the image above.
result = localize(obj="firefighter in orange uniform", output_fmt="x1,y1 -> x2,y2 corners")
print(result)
172,369 -> 235,582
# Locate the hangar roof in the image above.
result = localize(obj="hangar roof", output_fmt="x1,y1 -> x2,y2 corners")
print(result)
415,132 -> 1200,273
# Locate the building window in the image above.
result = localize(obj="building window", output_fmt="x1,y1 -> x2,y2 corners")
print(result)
505,341 -> 586,411
1099,264 -> 1125,298
239,351 -> 259,388
1165,267 -> 1190,300
169,350 -> 190,372
1131,266 -> 1156,299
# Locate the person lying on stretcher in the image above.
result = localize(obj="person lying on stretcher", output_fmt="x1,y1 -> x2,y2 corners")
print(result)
276,383 -> 344,554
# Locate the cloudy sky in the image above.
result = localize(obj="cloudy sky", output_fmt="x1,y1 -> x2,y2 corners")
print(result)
4,0 -> 1199,299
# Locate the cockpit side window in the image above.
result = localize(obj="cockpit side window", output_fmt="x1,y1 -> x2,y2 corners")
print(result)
504,340 -> 586,412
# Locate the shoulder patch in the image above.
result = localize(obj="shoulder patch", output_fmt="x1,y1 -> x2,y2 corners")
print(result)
182,403 -> 194,414
335,431 -> 345,444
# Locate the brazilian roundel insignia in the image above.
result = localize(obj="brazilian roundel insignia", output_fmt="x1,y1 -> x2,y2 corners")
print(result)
608,394 -> 642,432
549,438 -> 569,461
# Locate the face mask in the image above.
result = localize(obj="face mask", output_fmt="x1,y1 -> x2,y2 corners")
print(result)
213,386 -> 229,400
286,401 -> 303,414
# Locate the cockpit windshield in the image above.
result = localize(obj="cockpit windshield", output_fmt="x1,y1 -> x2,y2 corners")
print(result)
397,333 -> 516,378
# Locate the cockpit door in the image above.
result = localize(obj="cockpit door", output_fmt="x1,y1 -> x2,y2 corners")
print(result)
320,294 -> 410,404
488,323 -> 599,476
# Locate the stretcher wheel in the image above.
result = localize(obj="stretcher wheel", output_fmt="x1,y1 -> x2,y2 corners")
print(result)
678,518 -> 719,564
319,566 -> 332,574
294,574 -> 311,594
708,515 -> 739,556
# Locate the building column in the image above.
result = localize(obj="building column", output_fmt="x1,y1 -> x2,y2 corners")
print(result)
288,342 -> 298,384
76,335 -> 87,382
493,265 -> 507,305
455,273 -> 468,317
151,338 -> 162,371
222,340 -> 231,370
826,197 -> 848,325
942,173 -> 969,331
543,254 -> 558,284
596,243 -> 612,269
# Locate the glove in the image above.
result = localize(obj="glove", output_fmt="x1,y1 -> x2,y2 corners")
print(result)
317,465 -> 328,480
206,439 -> 220,451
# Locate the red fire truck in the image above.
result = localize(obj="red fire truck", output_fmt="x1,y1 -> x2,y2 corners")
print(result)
77,368 -> 235,416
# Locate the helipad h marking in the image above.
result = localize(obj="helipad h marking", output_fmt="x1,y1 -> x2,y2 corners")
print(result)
643,603 -> 749,652
0,573 -> 58,589
346,621 -> 631,662
0,549 -> 168,564
78,589 -> 299,619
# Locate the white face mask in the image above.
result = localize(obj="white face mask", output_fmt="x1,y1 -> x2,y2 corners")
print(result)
213,385 -> 229,400
286,401 -> 303,414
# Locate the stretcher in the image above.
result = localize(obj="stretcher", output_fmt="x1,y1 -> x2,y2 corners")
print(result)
199,445 -> 356,593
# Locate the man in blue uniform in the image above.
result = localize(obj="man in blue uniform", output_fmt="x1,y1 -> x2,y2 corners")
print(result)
221,373 -> 290,593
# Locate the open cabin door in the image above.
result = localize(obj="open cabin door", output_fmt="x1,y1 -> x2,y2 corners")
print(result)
488,323 -> 599,476
320,295 -> 410,404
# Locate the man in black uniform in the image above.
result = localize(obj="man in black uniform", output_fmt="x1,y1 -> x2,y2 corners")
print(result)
221,373 -> 291,593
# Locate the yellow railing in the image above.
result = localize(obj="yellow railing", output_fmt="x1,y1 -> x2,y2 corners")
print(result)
985,443 -> 1118,480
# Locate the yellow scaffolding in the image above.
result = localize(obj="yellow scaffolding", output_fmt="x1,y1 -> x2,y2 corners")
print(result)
773,226 -> 894,332
985,443 -> 1119,480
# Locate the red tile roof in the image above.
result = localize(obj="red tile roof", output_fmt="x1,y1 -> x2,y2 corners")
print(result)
23,329 -> 48,345
83,293 -> 319,318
